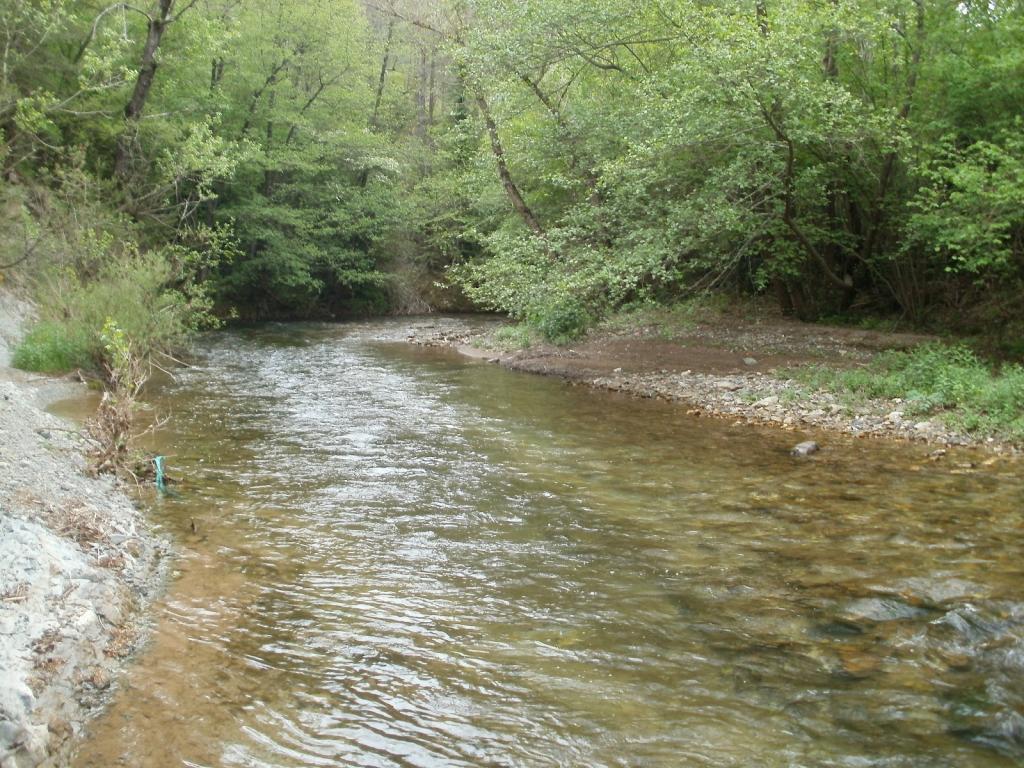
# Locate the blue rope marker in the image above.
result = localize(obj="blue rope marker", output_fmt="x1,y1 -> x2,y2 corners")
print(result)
154,455 -> 167,493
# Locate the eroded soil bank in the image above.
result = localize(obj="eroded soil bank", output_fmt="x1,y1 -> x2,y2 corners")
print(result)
408,313 -> 1018,454
0,290 -> 167,768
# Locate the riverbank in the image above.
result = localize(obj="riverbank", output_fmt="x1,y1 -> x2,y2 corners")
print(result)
406,312 -> 1020,454
0,288 -> 168,768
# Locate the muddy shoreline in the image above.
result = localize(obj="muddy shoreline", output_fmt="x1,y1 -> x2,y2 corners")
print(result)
406,317 -> 1019,456
0,290 -> 168,768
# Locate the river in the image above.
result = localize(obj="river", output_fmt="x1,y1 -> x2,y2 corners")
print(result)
71,319 -> 1024,767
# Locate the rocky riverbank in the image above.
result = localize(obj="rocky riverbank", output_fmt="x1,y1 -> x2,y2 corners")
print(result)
0,289 -> 167,768
405,315 -> 1019,455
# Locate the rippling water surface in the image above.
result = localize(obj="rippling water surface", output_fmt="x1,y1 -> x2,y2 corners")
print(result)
72,319 -> 1024,767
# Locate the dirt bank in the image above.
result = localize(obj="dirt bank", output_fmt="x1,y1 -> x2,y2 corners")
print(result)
0,288 -> 167,768
407,313 -> 1017,454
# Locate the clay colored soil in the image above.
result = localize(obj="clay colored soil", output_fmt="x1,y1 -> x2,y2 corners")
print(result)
497,316 -> 936,379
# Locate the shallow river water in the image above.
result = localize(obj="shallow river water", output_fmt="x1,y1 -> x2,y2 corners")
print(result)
71,319 -> 1024,767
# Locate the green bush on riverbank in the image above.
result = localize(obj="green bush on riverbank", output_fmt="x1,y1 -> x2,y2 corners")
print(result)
794,344 -> 1024,441
11,322 -> 92,372
5,188 -> 223,376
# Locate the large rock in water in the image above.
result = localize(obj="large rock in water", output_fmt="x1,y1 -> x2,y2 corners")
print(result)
791,441 -> 820,457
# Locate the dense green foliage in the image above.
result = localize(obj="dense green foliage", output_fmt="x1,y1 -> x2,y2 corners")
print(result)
432,0 -> 1024,341
1,0 -> 1022,354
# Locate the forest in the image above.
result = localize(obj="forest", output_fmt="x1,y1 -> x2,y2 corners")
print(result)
1,0 -> 1023,369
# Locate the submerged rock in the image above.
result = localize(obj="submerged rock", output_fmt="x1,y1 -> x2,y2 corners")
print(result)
842,597 -> 930,623
791,441 -> 820,456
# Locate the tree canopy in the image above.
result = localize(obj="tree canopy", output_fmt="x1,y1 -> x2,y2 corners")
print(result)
1,0 -> 1022,341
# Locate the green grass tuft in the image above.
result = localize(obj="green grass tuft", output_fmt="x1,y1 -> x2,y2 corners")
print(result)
792,343 -> 1024,441
11,322 -> 94,372
488,323 -> 536,350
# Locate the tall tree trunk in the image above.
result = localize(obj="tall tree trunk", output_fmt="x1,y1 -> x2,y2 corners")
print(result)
371,21 -> 394,130
210,57 -> 225,90
240,59 -> 289,137
428,51 -> 437,126
475,92 -> 544,237
286,73 -> 335,146
262,93 -> 275,196
415,46 -> 428,138
114,0 -> 174,179
756,0 -> 851,314
755,0 -> 769,35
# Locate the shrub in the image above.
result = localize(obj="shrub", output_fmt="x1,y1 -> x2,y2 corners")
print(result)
12,231 -> 223,376
11,321 -> 93,372
529,296 -> 592,344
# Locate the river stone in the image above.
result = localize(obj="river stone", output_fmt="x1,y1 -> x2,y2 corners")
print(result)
95,596 -> 122,628
791,441 -> 819,456
939,604 -> 1008,642
0,719 -> 22,746
47,716 -> 72,742
0,683 -> 35,717
885,577 -> 989,607
842,598 -> 928,623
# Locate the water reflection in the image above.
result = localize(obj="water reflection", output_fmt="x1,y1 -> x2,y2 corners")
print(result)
73,319 -> 1023,767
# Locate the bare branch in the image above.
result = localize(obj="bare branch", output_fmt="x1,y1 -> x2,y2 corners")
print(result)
621,43 -> 652,76
239,58 -> 290,136
74,3 -> 153,64
170,0 -> 201,22
365,1 -> 452,39
285,69 -> 348,145
0,232 -> 43,271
